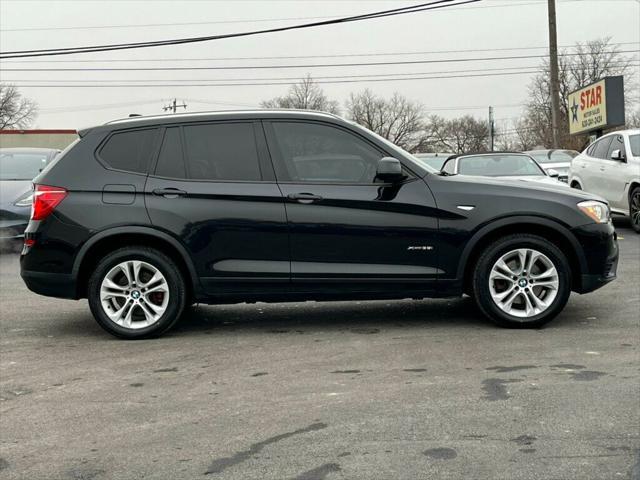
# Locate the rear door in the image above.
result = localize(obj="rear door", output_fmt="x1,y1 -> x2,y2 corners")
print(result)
263,119 -> 440,294
145,121 -> 289,294
581,136 -> 612,194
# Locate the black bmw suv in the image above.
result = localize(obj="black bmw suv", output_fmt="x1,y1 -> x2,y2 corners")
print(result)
21,110 -> 618,339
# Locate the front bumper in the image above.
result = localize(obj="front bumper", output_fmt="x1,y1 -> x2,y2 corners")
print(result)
571,221 -> 618,294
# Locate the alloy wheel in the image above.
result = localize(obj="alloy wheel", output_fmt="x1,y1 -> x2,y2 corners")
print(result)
631,191 -> 640,229
99,260 -> 170,329
489,248 -> 559,319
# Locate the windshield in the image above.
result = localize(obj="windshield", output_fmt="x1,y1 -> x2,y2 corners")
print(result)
0,152 -> 50,180
415,156 -> 446,170
458,154 -> 545,177
630,135 -> 640,156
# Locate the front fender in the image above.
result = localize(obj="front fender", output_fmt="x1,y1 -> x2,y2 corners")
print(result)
453,214 -> 588,281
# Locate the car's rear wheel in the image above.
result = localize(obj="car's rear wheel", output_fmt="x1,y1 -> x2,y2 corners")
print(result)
629,186 -> 640,233
472,234 -> 571,328
88,246 -> 186,339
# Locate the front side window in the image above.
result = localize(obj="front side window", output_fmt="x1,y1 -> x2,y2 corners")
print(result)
99,129 -> 157,174
183,123 -> 261,181
457,155 -> 545,177
606,135 -> 626,160
592,137 -> 613,160
270,122 -> 383,183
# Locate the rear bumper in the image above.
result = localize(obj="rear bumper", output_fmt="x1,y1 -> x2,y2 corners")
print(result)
20,269 -> 77,300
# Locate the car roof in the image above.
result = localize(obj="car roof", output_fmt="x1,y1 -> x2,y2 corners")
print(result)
104,109 -> 343,127
0,147 -> 61,154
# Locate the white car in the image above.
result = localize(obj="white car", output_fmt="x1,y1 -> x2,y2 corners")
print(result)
440,152 -> 569,188
569,129 -> 640,232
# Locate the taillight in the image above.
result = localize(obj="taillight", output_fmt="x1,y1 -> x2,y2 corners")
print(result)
31,184 -> 67,221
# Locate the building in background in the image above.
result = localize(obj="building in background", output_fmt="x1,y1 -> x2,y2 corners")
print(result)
0,129 -> 78,150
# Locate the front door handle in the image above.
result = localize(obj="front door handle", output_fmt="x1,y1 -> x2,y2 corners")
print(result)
599,166 -> 606,171
153,188 -> 187,199
287,193 -> 323,204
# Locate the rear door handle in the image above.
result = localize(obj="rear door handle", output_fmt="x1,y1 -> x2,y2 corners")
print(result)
599,166 -> 606,171
153,188 -> 187,198
287,193 -> 323,204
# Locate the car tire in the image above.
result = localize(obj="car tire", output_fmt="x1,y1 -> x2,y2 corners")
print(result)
629,186 -> 640,233
571,182 -> 582,190
472,234 -> 571,328
88,246 -> 186,339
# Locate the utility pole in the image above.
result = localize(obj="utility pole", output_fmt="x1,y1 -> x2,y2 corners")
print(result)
547,0 -> 561,148
162,98 -> 187,113
488,106 -> 495,151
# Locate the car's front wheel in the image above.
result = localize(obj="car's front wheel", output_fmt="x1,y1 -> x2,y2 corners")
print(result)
472,234 -> 571,328
629,186 -> 640,233
88,246 -> 186,339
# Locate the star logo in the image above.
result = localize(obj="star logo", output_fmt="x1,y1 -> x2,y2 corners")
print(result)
570,99 -> 579,123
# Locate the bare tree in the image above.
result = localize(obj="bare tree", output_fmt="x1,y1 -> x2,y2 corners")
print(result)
346,89 -> 426,152
627,109 -> 640,129
0,84 -> 38,129
260,75 -> 340,114
520,38 -> 636,149
424,115 -> 489,154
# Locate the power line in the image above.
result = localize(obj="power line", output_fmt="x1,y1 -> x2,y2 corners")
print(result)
2,0 -> 635,32
3,49 -> 638,71
3,42 -> 637,64
0,0 -> 481,59
6,62 -> 637,84
3,69 -> 565,88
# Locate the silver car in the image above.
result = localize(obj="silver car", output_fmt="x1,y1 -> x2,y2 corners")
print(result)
440,152 -> 568,188
525,149 -> 579,183
569,129 -> 640,232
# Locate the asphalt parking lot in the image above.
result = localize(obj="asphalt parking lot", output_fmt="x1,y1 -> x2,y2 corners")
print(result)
1,222 -> 638,480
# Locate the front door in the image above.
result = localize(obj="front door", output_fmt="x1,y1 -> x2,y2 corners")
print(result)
145,121 -> 289,294
263,120 -> 440,293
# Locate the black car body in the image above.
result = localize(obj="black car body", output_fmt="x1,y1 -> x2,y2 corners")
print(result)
0,147 -> 60,246
20,111 -> 618,338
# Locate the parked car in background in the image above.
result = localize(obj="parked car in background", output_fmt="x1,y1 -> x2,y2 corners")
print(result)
526,149 -> 579,182
441,152 -> 568,187
569,129 -> 640,232
0,148 -> 60,249
20,111 -> 617,338
413,152 -> 455,171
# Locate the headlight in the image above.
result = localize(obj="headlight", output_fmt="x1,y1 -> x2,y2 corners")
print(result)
577,200 -> 610,223
14,192 -> 34,207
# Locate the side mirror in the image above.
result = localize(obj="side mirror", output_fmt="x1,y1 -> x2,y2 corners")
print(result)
611,149 -> 626,161
376,157 -> 405,182
547,169 -> 560,178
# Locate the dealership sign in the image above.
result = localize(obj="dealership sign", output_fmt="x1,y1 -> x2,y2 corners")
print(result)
567,76 -> 625,135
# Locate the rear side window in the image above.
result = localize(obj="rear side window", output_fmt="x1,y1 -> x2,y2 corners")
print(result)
155,127 -> 186,178
183,123 -> 261,181
99,129 -> 157,174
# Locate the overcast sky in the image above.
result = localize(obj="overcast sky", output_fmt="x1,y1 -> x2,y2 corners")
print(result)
1,0 -> 638,129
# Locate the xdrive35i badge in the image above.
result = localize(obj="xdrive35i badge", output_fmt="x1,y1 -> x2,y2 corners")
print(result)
407,246 -> 434,251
